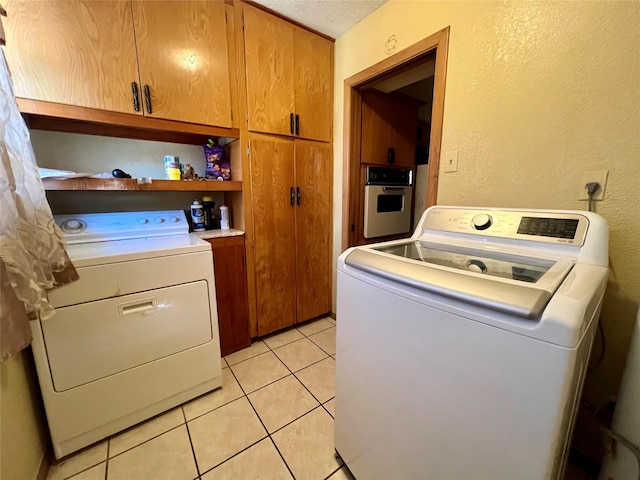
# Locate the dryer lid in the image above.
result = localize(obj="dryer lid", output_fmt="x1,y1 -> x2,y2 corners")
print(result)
345,241 -> 575,320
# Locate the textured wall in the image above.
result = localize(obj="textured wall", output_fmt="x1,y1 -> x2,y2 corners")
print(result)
333,0 -> 640,417
1,350 -> 48,480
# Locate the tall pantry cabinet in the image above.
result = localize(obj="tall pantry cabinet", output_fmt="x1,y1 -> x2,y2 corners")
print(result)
240,4 -> 333,336
249,135 -> 332,335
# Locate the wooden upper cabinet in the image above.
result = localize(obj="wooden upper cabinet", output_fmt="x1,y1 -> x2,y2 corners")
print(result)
361,89 -> 419,168
242,4 -> 333,142
243,4 -> 295,136
4,0 -> 141,115
132,0 -> 232,127
294,28 -> 333,143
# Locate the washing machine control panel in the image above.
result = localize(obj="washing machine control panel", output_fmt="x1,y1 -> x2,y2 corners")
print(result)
424,208 -> 588,246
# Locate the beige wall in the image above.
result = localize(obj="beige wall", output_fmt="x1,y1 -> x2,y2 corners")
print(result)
333,0 -> 639,415
1,350 -> 48,480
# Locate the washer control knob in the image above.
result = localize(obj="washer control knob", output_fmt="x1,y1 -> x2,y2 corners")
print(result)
63,219 -> 85,233
170,217 -> 180,223
138,218 -> 149,225
466,260 -> 487,274
154,218 -> 165,224
471,214 -> 493,230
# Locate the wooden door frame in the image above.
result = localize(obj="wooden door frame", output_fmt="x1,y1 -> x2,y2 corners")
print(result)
341,27 -> 449,251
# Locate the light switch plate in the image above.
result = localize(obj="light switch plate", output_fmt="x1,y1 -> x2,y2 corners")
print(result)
444,150 -> 458,173
578,170 -> 609,201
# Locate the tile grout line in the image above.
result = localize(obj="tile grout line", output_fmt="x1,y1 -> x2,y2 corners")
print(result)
105,423 -> 185,462
189,366 -> 278,475
104,437 -> 110,480
181,405 -> 203,477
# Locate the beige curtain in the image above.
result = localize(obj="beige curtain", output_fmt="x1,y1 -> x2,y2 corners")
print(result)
0,47 -> 78,361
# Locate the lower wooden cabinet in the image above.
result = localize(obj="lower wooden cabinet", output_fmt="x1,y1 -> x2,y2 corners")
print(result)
249,134 -> 332,336
205,235 -> 251,356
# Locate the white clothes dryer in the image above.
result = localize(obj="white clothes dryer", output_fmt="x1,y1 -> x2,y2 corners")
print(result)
335,206 -> 609,479
32,210 -> 222,458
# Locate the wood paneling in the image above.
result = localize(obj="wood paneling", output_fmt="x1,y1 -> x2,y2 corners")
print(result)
295,141 -> 332,322
294,28 -> 333,142
249,135 -> 297,336
206,236 -> 251,356
132,0 -> 231,127
361,89 -> 418,168
243,4 -> 295,136
4,0 -> 141,114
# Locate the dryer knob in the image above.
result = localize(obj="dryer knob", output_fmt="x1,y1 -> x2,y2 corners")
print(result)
138,218 -> 149,225
155,218 -> 165,224
170,217 -> 180,223
471,214 -> 493,230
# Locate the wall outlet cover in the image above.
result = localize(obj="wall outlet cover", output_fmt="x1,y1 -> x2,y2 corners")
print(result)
578,170 -> 609,201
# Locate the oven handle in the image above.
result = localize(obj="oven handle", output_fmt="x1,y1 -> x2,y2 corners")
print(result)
382,187 -> 407,191
118,297 -> 157,316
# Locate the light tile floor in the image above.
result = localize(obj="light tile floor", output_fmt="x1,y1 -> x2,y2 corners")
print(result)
45,313 -> 587,480
47,317 -> 351,480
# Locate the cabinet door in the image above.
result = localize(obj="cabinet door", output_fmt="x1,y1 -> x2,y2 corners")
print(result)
132,0 -> 231,126
295,141 -> 332,322
294,28 -> 333,143
250,135 -> 297,336
4,0 -> 141,114
361,89 -> 418,168
243,5 -> 295,137
208,236 -> 251,357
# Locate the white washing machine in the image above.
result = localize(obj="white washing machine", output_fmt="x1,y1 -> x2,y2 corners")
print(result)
32,210 -> 222,459
335,206 -> 609,479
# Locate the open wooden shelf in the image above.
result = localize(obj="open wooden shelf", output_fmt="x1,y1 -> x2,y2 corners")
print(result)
43,177 -> 242,192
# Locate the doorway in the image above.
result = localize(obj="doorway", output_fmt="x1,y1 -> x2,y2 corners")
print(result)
341,27 -> 449,250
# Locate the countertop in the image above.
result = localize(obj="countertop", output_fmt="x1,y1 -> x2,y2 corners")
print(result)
192,229 -> 244,239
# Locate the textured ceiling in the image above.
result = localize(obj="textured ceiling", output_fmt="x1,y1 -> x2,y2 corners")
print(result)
253,0 -> 387,39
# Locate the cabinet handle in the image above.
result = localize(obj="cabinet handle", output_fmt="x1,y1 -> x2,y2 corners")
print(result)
143,84 -> 152,114
131,82 -> 140,112
296,186 -> 301,206
387,147 -> 395,165
295,114 -> 300,136
289,113 -> 294,135
290,186 -> 295,206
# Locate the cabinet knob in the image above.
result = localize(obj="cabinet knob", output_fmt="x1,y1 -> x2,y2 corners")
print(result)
289,113 -> 294,135
290,186 -> 295,206
295,114 -> 300,136
296,186 -> 301,206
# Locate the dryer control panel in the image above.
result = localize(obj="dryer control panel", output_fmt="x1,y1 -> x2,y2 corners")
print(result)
422,208 -> 589,246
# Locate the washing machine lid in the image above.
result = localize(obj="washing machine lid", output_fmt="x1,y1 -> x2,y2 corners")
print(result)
345,240 -> 574,320
66,234 -> 211,268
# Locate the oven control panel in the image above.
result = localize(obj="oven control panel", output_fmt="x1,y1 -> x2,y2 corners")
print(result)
423,208 -> 588,246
